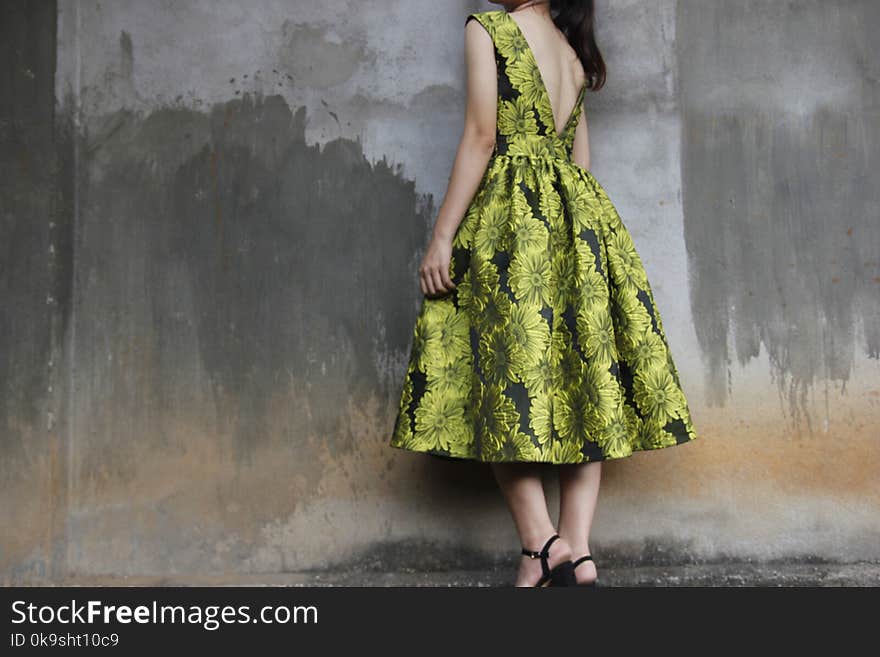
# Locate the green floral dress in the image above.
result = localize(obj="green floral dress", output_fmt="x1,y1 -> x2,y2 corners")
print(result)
389,9 -> 698,463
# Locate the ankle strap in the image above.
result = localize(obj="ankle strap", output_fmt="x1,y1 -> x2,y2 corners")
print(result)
521,533 -> 560,560
572,554 -> 593,568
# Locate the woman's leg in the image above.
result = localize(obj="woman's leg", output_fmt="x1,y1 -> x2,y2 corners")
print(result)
557,462 -> 602,584
491,462 -> 573,586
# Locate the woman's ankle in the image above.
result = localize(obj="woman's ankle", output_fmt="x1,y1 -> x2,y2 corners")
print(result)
558,534 -> 590,557
521,531 -> 573,564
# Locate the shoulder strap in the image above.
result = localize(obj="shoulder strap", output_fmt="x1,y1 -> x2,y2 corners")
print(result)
465,11 -> 498,41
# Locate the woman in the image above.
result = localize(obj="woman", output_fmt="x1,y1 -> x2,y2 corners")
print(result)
389,0 -> 698,587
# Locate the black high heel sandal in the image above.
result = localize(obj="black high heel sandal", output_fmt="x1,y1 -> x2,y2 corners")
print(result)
572,554 -> 598,587
521,533 -> 576,587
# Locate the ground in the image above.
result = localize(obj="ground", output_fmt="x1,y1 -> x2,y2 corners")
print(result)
49,563 -> 880,587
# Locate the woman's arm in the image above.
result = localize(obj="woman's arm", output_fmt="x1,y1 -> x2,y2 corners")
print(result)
570,105 -> 591,172
419,18 -> 497,297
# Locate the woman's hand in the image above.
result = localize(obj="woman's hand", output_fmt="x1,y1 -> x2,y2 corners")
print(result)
419,233 -> 456,297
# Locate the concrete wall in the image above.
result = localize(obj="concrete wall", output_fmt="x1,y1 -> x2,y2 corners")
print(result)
1,0 -> 877,584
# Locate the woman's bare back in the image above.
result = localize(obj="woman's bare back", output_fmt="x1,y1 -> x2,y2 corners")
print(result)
507,9 -> 587,137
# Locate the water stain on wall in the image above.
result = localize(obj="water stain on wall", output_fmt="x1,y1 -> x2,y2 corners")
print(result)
3,64 -> 436,579
677,0 -> 880,417
278,19 -> 376,89
79,90 -> 430,458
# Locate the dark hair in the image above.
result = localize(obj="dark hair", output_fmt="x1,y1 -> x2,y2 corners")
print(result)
551,0 -> 606,91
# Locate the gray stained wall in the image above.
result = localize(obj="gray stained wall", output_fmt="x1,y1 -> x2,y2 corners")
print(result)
2,0 -> 878,584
